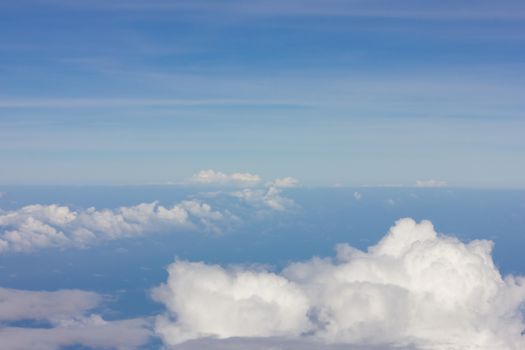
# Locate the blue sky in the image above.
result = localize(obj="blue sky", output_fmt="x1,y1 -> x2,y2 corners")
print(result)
1,0 -> 524,186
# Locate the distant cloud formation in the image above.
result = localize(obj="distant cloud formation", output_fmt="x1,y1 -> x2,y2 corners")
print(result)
269,177 -> 299,188
415,179 -> 448,188
189,170 -> 298,211
0,172 -> 299,253
231,186 -> 295,211
189,170 -> 261,187
0,287 -> 151,349
153,218 -> 525,349
0,200 -> 226,253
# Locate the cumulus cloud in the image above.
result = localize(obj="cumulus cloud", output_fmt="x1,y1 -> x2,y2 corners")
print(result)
231,186 -> 295,211
189,170 -> 261,187
186,170 -> 298,211
153,218 -> 525,350
152,261 -> 311,345
0,200 -> 226,253
0,287 -> 151,350
415,179 -> 448,188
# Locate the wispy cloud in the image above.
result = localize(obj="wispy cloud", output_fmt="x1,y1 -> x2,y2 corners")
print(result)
0,98 -> 300,109
38,0 -> 525,21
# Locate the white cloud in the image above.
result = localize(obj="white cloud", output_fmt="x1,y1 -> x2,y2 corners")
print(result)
231,186 -> 295,211
353,191 -> 363,200
152,261 -> 311,346
187,171 -> 297,211
189,170 -> 261,187
269,177 -> 299,188
0,287 -> 151,350
0,200 -> 226,253
153,218 -> 525,350
415,179 -> 448,188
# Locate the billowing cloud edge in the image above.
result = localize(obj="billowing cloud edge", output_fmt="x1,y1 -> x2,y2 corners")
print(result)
0,199 -> 228,253
152,218 -> 525,350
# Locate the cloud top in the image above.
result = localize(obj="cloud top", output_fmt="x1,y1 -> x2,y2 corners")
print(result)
189,170 -> 261,187
153,218 -> 525,349
0,200 -> 225,253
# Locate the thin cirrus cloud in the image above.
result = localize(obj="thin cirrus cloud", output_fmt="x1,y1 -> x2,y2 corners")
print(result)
0,287 -> 151,350
31,0 -> 525,21
0,98 -> 299,109
0,200 -> 225,253
152,218 -> 525,350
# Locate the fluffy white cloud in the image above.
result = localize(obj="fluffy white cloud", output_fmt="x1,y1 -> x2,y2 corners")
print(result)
190,170 -> 261,186
415,179 -> 448,188
152,261 -> 311,345
0,200 -> 225,253
153,218 -> 525,350
0,288 -> 151,350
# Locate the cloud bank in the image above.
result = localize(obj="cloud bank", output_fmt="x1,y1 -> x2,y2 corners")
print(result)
0,287 -> 151,350
0,200 -> 225,253
153,218 -> 525,350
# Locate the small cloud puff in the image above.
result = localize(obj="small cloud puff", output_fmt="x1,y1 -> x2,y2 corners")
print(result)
189,170 -> 261,187
0,200 -> 226,253
153,218 -> 525,350
415,179 -> 448,188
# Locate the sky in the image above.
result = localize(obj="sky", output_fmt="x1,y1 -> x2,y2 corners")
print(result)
1,0 -> 524,187
1,3 -> 525,349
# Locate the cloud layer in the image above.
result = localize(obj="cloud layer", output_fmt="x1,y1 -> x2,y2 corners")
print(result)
0,200 -> 225,252
153,218 -> 525,349
0,287 -> 151,350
